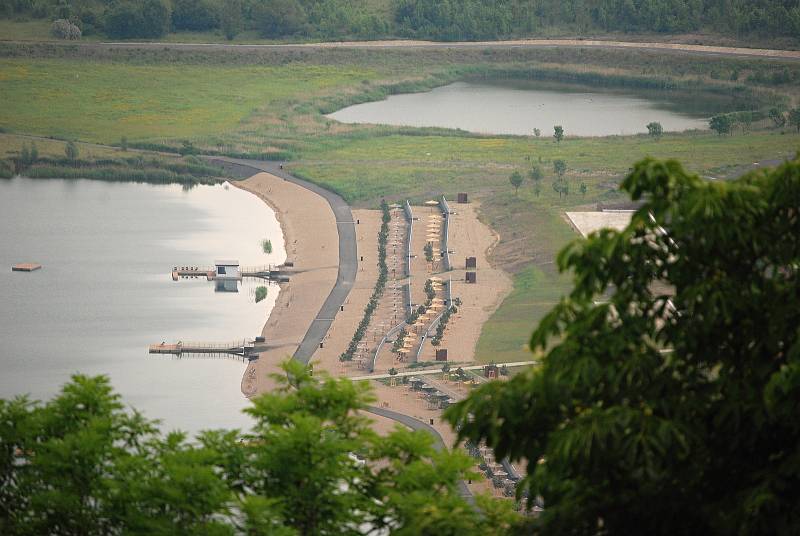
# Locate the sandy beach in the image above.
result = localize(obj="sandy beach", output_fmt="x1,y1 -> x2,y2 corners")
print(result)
234,172 -> 339,395
417,201 -> 512,364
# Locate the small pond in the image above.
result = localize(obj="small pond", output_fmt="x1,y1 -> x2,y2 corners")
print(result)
327,80 -> 733,136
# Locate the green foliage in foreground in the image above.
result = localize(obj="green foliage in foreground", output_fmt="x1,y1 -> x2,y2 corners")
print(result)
448,157 -> 800,534
0,360 -> 518,535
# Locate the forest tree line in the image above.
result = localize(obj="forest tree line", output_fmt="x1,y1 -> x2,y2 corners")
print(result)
1,0 -> 799,41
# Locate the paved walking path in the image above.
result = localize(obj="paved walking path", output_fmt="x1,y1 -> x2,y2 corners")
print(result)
36,38 -> 800,60
210,157 -> 357,364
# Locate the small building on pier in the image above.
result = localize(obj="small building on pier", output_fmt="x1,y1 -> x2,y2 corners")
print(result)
215,260 -> 240,280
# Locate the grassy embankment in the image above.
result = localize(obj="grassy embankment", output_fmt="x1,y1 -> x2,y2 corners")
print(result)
1,44 -> 798,361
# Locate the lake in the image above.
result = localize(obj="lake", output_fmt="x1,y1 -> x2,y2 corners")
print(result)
327,81 -> 716,136
0,177 -> 284,436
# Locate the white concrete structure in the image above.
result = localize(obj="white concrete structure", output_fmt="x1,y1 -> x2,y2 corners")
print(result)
214,260 -> 240,280
565,210 -> 634,238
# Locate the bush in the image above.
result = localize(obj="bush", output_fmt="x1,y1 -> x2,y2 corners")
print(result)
0,159 -> 14,179
50,19 -> 81,40
255,286 -> 268,303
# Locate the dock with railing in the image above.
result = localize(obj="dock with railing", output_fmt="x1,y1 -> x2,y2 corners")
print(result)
148,338 -> 269,360
171,264 -> 290,282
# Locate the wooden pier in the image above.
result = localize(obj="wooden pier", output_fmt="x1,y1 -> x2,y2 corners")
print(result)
172,267 -> 215,281
171,265 -> 289,282
148,338 -> 270,360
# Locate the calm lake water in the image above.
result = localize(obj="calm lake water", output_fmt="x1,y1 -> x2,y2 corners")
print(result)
0,177 -> 285,435
327,81 -> 715,136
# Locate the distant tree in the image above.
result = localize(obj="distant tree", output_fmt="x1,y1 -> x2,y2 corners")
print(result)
528,165 -> 543,183
65,141 -> 79,160
533,183 -> 541,197
509,171 -> 524,195
789,108 -> 800,133
768,107 -> 786,128
105,0 -> 172,39
709,114 -> 733,136
29,143 -> 38,164
171,0 -> 219,31
220,0 -> 243,40
646,121 -> 663,139
448,156 -> 800,535
120,136 -> 128,151
442,363 -> 451,374
579,181 -> 587,196
553,159 -> 566,179
553,125 -> 564,143
533,128 -> 541,137
388,367 -> 398,376
254,0 -> 307,37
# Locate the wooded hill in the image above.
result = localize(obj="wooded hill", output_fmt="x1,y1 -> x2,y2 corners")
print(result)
2,0 -> 799,43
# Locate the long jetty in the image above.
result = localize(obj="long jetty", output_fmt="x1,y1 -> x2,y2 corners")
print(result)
171,265 -> 289,282
148,339 -> 270,360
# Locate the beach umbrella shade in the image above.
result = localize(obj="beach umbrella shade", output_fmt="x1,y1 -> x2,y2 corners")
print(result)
424,200 -> 439,206
397,348 -> 410,354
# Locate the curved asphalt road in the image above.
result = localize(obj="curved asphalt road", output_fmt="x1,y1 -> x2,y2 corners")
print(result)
367,405 -> 473,501
209,157 -> 357,365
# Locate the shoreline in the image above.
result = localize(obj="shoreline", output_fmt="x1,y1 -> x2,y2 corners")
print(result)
233,172 -> 341,396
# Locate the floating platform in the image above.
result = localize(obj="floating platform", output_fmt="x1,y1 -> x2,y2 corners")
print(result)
12,263 -> 42,272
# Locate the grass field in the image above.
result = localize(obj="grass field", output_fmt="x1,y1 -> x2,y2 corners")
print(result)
0,59 -> 379,143
1,46 -> 798,364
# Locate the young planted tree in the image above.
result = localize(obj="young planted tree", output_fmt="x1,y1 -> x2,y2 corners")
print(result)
553,159 -> 566,179
533,128 -> 541,137
553,125 -> 564,143
448,157 -> 800,535
65,141 -> 79,160
509,171 -> 524,195
646,121 -> 663,140
528,165 -> 543,183
424,241 -> 434,262
579,181 -> 587,196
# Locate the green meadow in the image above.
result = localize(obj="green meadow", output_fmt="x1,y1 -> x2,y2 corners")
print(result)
0,59 -> 379,143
